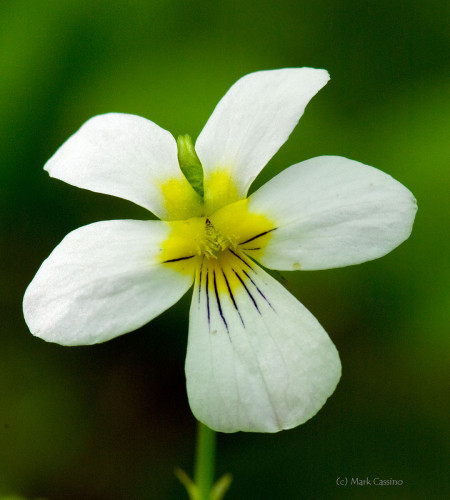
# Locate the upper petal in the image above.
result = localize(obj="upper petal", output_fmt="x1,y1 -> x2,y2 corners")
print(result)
196,68 -> 330,208
44,113 -> 204,220
185,251 -> 341,433
248,156 -> 417,270
23,220 -> 195,345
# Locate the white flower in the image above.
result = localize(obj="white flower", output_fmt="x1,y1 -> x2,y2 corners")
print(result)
23,68 -> 417,433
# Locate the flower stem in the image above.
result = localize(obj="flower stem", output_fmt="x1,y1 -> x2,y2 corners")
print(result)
194,421 -> 216,500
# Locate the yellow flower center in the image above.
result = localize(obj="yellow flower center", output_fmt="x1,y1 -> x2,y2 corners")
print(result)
160,198 -> 276,281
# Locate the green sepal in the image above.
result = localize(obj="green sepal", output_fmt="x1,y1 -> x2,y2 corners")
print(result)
177,134 -> 204,199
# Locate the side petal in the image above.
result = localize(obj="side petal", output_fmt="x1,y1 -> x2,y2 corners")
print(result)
23,220 -> 195,345
44,113 -> 204,220
185,253 -> 341,433
248,156 -> 418,271
196,68 -> 330,208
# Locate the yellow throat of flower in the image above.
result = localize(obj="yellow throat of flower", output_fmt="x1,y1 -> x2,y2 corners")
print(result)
160,198 -> 276,275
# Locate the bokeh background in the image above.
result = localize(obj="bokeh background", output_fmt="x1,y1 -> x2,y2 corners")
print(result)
1,0 -> 449,498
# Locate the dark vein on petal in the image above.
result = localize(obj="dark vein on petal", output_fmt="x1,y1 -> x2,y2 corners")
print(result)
232,268 -> 260,315
242,269 -> 276,312
206,268 -> 211,329
162,255 -> 195,263
239,228 -> 277,245
242,247 -> 261,251
229,249 -> 253,271
198,258 -> 203,304
213,270 -> 229,333
222,269 -> 245,327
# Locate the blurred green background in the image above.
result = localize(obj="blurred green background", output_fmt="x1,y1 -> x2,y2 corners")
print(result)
1,0 -> 449,498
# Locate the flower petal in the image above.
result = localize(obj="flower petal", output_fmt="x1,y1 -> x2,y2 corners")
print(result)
185,252 -> 341,433
248,156 -> 417,271
23,220 -> 195,345
44,113 -> 204,220
196,68 -> 329,207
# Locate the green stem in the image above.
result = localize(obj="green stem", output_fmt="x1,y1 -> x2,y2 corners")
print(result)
194,421 -> 216,500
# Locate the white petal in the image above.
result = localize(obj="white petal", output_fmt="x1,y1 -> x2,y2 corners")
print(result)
196,68 -> 329,200
248,156 -> 417,271
44,113 -> 203,220
185,252 -> 341,433
23,220 -> 194,345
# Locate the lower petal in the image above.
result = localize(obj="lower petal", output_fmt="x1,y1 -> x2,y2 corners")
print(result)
23,220 -> 195,345
185,252 -> 341,433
